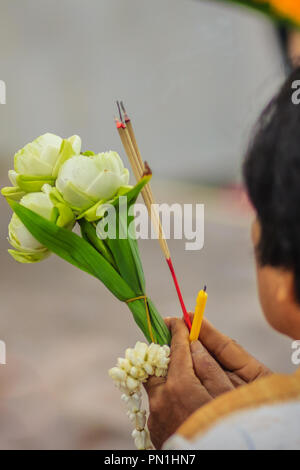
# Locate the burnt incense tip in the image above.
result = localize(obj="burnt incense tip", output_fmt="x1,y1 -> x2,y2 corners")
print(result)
116,101 -> 123,123
143,161 -> 152,176
120,101 -> 126,113
120,100 -> 130,122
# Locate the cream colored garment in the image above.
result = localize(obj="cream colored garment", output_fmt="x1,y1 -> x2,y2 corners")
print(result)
164,369 -> 300,450
164,400 -> 300,450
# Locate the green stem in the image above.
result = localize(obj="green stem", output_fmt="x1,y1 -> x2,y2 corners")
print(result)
79,219 -> 118,270
127,297 -> 171,346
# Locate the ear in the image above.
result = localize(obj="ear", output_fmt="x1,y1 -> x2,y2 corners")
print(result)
276,270 -> 295,304
274,268 -> 300,338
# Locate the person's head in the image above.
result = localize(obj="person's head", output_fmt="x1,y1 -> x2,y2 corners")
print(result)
244,68 -> 300,339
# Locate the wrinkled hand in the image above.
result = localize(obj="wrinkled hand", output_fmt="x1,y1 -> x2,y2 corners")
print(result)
145,317 -> 271,449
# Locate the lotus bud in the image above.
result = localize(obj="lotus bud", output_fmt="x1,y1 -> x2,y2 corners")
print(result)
8,191 -> 74,264
56,151 -> 129,212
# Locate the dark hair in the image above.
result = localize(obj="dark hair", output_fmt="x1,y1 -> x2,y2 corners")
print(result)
243,68 -> 300,302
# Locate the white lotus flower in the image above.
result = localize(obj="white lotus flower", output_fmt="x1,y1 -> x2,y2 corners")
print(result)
56,151 -> 130,211
6,133 -> 81,195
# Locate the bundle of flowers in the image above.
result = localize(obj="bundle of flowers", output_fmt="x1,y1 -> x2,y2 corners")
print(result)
1,133 -> 171,347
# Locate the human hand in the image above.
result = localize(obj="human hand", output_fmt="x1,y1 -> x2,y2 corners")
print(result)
144,318 -> 235,449
145,316 -> 271,449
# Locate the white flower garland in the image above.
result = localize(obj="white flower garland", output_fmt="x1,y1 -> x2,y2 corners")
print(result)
109,342 -> 170,449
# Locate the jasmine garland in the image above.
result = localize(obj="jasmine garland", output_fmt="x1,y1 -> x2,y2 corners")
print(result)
109,341 -> 170,449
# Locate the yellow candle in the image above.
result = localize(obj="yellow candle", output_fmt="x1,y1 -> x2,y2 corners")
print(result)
189,287 -> 208,342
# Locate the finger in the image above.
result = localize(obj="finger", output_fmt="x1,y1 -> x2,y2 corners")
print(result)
225,371 -> 247,388
199,318 -> 252,369
189,313 -> 251,373
164,316 -> 190,330
144,375 -> 166,399
190,340 -> 234,397
199,319 -> 271,381
164,317 -> 172,330
167,318 -> 195,380
190,313 -> 260,385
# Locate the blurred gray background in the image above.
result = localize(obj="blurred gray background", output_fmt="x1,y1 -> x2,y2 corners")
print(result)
0,0 -> 285,181
0,0 -> 295,450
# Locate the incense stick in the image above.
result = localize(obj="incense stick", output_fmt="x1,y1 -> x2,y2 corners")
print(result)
117,108 -> 170,256
115,103 -> 192,330
115,119 -> 170,258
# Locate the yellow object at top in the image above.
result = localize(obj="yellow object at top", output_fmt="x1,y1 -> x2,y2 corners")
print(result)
270,0 -> 300,25
222,0 -> 300,27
